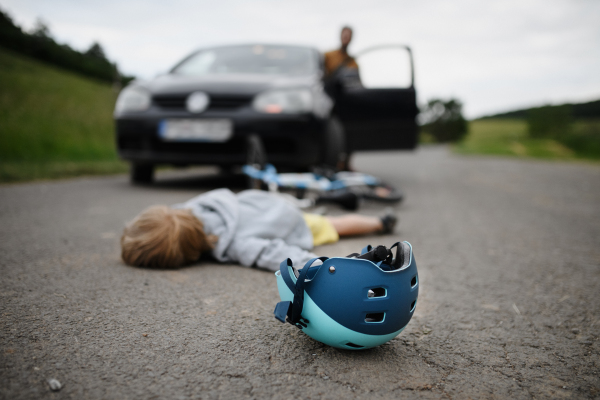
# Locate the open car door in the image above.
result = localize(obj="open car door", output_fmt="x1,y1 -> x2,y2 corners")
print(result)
331,45 -> 419,152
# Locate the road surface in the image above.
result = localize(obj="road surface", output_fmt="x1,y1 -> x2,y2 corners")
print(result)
1,146 -> 599,399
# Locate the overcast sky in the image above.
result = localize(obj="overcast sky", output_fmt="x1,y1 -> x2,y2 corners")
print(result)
3,0 -> 600,118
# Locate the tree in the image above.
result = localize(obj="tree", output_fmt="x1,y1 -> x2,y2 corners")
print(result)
31,18 -> 51,39
420,98 -> 467,142
85,42 -> 107,60
0,6 -> 132,84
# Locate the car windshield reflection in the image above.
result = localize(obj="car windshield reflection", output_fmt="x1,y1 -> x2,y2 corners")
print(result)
172,45 -> 317,77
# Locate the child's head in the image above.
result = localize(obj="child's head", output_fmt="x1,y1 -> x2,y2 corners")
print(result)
121,206 -> 216,268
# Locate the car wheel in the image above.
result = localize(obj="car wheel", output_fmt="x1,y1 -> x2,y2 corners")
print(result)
322,117 -> 347,170
130,163 -> 154,184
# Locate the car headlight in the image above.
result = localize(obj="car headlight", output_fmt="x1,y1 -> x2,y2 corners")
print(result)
252,89 -> 313,114
114,86 -> 151,115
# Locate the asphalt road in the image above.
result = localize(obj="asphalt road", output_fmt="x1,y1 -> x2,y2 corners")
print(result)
1,146 -> 599,399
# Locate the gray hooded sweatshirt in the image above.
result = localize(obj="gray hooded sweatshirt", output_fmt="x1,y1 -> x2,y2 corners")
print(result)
175,189 -> 317,271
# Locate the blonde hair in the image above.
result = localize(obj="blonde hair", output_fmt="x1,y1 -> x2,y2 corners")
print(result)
121,206 -> 217,268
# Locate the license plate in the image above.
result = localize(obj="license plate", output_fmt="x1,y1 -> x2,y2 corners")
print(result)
158,119 -> 233,142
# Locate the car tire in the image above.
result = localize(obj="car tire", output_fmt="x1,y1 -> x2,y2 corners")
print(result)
322,117 -> 347,170
130,163 -> 154,185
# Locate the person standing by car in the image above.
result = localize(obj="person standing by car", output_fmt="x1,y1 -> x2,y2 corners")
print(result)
324,26 -> 360,171
324,26 -> 358,77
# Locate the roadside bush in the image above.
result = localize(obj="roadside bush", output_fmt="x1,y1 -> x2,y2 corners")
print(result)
528,105 -> 573,141
562,120 -> 600,159
527,105 -> 600,159
420,98 -> 467,143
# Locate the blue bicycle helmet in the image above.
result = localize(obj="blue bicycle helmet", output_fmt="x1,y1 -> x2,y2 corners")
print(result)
274,241 -> 418,350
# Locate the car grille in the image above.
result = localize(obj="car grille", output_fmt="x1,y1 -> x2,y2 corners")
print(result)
153,94 -> 252,111
153,95 -> 186,109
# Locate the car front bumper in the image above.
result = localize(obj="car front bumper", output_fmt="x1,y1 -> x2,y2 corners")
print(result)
116,107 -> 327,167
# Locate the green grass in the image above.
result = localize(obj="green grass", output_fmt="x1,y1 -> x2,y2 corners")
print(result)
0,46 -> 127,182
454,119 -> 600,161
0,160 -> 128,183
563,119 -> 600,159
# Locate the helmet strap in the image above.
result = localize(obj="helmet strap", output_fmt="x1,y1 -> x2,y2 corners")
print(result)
274,257 -> 329,328
389,242 -> 405,269
353,245 -> 393,265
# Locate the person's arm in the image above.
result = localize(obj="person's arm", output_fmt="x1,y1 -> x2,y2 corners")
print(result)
228,236 -> 317,272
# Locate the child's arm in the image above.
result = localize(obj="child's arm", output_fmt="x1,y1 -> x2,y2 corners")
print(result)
228,237 -> 317,272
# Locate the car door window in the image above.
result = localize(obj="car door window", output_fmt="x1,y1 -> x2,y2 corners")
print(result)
357,47 -> 413,89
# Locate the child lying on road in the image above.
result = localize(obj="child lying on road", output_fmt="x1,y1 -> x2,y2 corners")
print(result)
121,188 -> 397,271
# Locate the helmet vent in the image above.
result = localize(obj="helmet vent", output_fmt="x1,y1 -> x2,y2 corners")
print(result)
411,276 -> 418,287
345,342 -> 365,349
365,312 -> 385,323
367,287 -> 386,298
410,300 -> 416,312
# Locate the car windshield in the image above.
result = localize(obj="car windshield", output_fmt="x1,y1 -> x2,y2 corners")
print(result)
171,45 -> 317,77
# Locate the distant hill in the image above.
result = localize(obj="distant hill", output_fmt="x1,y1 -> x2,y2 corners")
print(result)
479,99 -> 600,120
0,8 -> 133,85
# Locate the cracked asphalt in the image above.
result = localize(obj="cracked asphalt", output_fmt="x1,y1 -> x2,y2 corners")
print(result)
1,146 -> 599,399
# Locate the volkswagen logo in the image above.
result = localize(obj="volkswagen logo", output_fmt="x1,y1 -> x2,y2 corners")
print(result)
186,91 -> 210,113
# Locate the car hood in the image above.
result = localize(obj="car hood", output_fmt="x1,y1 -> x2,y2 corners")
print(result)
138,73 -> 318,96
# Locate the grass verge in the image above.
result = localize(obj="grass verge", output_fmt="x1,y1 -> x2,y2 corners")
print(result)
0,160 -> 128,184
454,119 -> 600,161
0,46 -> 124,183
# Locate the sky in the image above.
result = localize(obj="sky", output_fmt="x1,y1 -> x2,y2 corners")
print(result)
2,0 -> 600,118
